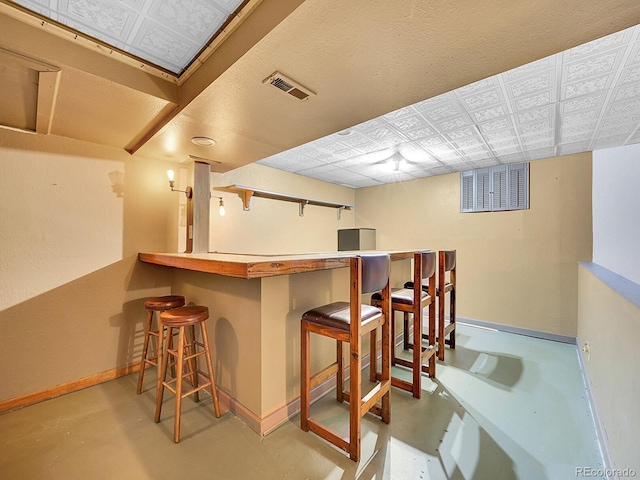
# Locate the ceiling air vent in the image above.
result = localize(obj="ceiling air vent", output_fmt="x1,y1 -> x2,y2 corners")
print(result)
262,71 -> 315,101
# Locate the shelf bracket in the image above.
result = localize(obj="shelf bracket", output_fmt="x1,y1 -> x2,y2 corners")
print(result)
299,200 -> 308,217
241,189 -> 254,211
337,206 -> 345,220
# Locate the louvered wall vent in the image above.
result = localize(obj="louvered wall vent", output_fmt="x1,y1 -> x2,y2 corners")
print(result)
262,71 -> 315,100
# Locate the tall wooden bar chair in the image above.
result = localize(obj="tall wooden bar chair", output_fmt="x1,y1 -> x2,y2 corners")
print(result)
370,251 -> 437,398
155,305 -> 221,442
438,250 -> 456,361
137,295 -> 185,394
300,254 -> 391,462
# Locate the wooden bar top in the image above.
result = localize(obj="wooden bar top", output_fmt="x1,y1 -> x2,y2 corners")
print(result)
138,250 -> 417,279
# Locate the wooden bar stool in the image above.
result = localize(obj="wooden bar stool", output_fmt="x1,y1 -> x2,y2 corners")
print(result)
438,250 -> 457,361
371,251 -> 437,398
137,295 -> 185,394
300,254 -> 391,462
155,305 -> 221,442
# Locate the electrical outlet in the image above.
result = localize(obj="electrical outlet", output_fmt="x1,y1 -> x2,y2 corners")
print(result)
583,341 -> 591,362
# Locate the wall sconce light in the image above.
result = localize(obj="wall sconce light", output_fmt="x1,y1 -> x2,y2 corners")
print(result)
211,195 -> 225,216
167,170 -> 192,198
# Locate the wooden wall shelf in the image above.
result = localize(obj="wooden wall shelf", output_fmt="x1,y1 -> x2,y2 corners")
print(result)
213,184 -> 354,218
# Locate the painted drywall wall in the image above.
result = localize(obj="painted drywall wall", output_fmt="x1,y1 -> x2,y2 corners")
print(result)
210,163 -> 356,254
577,266 -> 640,474
354,153 -> 593,336
592,144 -> 640,285
0,128 -> 180,403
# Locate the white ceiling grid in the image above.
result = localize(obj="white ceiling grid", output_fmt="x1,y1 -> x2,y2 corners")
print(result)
10,0 -> 244,74
258,24 -> 640,188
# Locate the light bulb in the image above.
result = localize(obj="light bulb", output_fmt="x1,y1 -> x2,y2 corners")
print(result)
219,199 -> 225,216
167,169 -> 175,181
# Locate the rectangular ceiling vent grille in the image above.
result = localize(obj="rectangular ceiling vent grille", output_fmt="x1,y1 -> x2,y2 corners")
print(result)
263,71 -> 315,101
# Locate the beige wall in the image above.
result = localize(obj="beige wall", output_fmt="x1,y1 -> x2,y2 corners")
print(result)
355,153 -> 593,337
210,163 -> 356,254
0,129 -> 179,403
577,266 -> 640,474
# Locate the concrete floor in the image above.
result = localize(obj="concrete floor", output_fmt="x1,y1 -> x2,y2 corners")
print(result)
0,324 -> 605,479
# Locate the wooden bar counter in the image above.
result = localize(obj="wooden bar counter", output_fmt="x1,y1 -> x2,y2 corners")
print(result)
138,250 -> 414,435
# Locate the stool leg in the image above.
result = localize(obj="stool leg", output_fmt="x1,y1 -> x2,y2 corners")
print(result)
174,327 -> 186,443
187,325 -> 200,403
403,312 -> 409,350
369,328 -> 377,382
137,310 -> 154,394
336,340 -> 344,403
412,307 -> 422,399
300,321 -> 310,432
200,321 -> 221,418
154,325 -> 172,423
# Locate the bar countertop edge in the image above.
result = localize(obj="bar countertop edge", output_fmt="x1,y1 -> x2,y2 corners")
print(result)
138,250 -> 416,279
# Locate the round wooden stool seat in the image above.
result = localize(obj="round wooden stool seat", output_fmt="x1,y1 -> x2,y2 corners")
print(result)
136,295 -> 186,394
160,306 -> 208,327
144,295 -> 185,311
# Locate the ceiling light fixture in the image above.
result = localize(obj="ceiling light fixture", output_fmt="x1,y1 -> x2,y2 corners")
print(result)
337,129 -> 353,136
191,136 -> 216,147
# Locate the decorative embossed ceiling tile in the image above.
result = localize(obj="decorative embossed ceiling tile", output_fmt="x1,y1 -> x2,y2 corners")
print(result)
10,0 -> 245,74
255,22 -> 640,188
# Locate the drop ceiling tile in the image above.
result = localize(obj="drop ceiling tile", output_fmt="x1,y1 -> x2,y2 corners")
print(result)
521,134 -> 555,147
485,129 -> 518,144
612,83 -> 640,102
557,142 -> 590,155
413,92 -> 454,111
471,105 -> 510,122
404,125 -> 438,140
617,65 -> 640,86
562,48 -> 624,84
504,57 -> 555,80
387,114 -> 431,133
562,74 -> 615,100
516,105 -> 553,124
437,115 -> 472,132
559,132 -> 592,144
294,144 -> 332,160
332,131 -> 374,149
497,153 -> 526,163
460,88 -> 504,111
383,106 -> 417,120
518,118 -> 553,136
561,110 -> 599,126
506,72 -> 554,99
478,117 -> 514,133
421,102 -> 462,122
470,158 -> 501,168
525,147 -> 556,160
514,92 -> 553,112
591,135 -> 632,149
375,172 -> 421,183
351,117 -> 387,133
456,76 -> 501,96
416,136 -> 446,149
561,122 -> 596,139
258,154 -> 324,172
561,93 -> 607,114
567,29 -> 632,60
446,126 -> 477,140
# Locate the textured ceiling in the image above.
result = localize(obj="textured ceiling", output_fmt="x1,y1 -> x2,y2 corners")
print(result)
258,24 -> 640,188
9,0 -> 245,75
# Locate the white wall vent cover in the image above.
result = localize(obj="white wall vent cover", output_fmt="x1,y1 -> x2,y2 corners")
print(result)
262,71 -> 315,100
